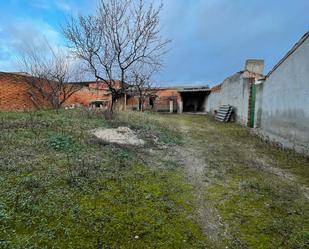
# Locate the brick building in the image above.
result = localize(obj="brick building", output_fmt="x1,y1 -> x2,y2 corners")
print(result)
0,72 -> 125,111
0,72 -> 210,113
126,87 -> 181,112
127,86 -> 211,113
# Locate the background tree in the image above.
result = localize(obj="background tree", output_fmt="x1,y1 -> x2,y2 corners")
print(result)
19,42 -> 83,112
129,64 -> 158,111
63,0 -> 169,113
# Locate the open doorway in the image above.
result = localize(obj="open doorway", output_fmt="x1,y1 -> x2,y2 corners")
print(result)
180,91 -> 209,112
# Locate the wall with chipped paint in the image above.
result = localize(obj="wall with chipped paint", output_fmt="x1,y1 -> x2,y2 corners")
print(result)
206,72 -> 253,126
255,36 -> 309,153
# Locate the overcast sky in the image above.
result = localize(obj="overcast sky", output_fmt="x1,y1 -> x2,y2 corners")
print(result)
0,0 -> 308,86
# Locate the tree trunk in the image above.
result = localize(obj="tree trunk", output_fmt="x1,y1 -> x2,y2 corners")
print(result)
110,100 -> 114,114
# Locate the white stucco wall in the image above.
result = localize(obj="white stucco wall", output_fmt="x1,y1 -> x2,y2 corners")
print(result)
206,72 -> 251,125
256,36 -> 309,152
205,91 -> 221,113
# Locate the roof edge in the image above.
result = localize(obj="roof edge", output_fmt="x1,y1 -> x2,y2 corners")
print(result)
266,31 -> 309,78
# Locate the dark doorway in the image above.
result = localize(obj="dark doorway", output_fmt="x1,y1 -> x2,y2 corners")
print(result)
180,92 -> 208,112
149,96 -> 155,110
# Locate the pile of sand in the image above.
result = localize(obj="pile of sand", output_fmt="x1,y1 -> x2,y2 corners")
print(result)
92,127 -> 145,146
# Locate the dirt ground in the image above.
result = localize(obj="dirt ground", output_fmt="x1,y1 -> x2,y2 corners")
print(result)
92,126 -> 145,146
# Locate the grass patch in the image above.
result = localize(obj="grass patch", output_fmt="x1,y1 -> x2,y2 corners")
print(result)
47,133 -> 82,152
207,170 -> 309,248
0,109 -> 209,248
147,114 -> 309,248
1,109 -> 308,248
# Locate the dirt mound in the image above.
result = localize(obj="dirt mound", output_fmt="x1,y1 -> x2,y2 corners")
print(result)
92,127 -> 145,146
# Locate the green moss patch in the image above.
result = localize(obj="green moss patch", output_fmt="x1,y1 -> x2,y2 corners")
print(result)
0,109 -> 209,248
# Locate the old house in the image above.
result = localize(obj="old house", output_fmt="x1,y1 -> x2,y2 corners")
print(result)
0,70 -> 211,113
126,86 -> 210,113
67,81 -> 126,110
0,73 -> 127,111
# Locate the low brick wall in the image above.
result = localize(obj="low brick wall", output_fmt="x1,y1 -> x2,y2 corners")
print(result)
0,73 -> 113,111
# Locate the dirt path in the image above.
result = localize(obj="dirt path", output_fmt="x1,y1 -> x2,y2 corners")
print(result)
135,113 -> 309,247
143,118 -> 224,241
171,132 -> 223,240
143,114 -> 309,244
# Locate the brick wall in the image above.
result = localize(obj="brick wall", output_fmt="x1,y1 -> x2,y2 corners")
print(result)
124,88 -> 181,112
154,89 -> 181,112
0,73 -> 182,112
0,73 -> 115,111
0,73 -> 48,111
66,87 -> 111,107
246,78 -> 255,127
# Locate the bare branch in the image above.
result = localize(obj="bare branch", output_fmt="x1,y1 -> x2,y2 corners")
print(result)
18,42 -> 83,111
63,0 -> 170,113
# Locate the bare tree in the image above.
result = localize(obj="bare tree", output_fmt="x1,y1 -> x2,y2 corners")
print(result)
128,64 -> 158,111
63,0 -> 169,113
19,43 -> 83,112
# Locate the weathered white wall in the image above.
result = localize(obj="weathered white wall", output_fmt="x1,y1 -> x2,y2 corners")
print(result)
205,91 -> 220,113
256,37 -> 309,153
206,72 -> 251,125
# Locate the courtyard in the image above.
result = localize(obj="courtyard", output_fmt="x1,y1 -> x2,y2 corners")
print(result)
0,109 -> 308,248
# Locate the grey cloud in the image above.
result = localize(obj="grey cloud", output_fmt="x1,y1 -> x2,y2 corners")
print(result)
158,0 -> 309,86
